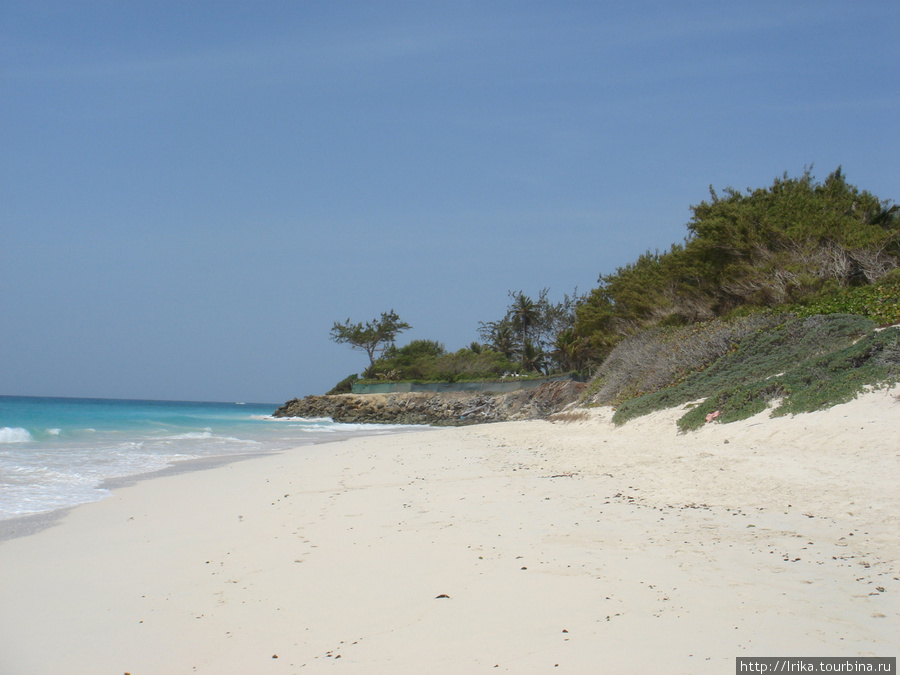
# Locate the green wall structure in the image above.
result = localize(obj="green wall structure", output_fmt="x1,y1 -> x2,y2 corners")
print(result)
351,374 -> 574,394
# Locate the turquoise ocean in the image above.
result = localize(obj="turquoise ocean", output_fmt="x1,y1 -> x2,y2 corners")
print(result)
0,396 -> 416,521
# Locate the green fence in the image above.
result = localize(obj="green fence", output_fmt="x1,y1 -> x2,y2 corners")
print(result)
351,375 -> 574,394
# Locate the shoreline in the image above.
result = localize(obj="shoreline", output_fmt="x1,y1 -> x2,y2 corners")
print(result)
1,390 -> 897,673
0,423 -> 434,542
0,452 -> 279,543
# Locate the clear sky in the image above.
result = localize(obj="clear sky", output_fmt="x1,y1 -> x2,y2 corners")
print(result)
2,1 -> 898,403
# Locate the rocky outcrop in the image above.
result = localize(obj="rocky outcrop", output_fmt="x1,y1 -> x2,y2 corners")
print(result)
273,380 -> 587,425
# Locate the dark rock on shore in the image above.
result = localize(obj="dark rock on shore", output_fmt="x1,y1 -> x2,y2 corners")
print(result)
273,381 -> 586,425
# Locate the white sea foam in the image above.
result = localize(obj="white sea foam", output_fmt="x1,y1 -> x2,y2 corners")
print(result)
0,427 -> 33,443
260,415 -> 422,433
0,447 -> 196,519
296,422 -> 427,433
0,397 -> 431,521
256,415 -> 334,422
158,432 -> 260,446
166,431 -> 214,440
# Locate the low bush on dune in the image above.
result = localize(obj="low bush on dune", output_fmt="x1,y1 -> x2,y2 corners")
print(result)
586,313 -> 899,429
582,313 -> 786,407
676,325 -> 900,430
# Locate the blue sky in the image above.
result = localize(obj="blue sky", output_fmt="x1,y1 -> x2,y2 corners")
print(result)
2,1 -> 898,403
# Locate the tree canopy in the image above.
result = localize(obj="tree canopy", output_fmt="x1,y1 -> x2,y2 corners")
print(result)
575,168 -> 899,358
329,310 -> 411,369
478,289 -> 585,374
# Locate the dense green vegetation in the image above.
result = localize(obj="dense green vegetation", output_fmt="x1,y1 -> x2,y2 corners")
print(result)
329,169 -> 899,422
574,168 -> 899,359
363,339 -> 521,383
476,289 -> 589,374
792,269 -> 900,325
336,290 -> 586,387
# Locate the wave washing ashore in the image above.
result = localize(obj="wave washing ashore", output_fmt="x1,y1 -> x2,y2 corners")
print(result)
0,395 -> 421,522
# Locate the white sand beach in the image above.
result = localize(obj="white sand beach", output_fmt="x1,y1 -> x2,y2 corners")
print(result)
1,389 -> 898,674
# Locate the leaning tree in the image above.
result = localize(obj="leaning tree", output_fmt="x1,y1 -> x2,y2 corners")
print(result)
329,310 -> 411,370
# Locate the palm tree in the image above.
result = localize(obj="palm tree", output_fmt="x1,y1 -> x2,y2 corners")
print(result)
477,319 -> 517,359
520,340 -> 547,374
509,293 -> 538,348
552,328 -> 591,373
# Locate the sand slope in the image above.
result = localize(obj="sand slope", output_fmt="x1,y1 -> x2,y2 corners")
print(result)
1,388 -> 897,673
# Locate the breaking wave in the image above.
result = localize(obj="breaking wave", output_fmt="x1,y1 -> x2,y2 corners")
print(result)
0,427 -> 33,444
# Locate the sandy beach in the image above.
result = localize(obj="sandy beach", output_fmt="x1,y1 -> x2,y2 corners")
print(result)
1,390 -> 897,674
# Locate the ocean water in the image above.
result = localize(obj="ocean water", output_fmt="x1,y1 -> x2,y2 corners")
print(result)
0,396 -> 419,521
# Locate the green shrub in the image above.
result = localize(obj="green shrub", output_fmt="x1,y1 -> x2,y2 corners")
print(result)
326,373 -> 359,395
425,349 -> 521,382
676,326 -> 900,430
610,314 -> 877,425
574,169 -> 898,360
584,313 -> 787,407
793,272 -> 900,326
365,345 -> 521,383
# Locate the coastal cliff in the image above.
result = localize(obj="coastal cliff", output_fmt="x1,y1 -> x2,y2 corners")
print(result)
273,380 -> 586,425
